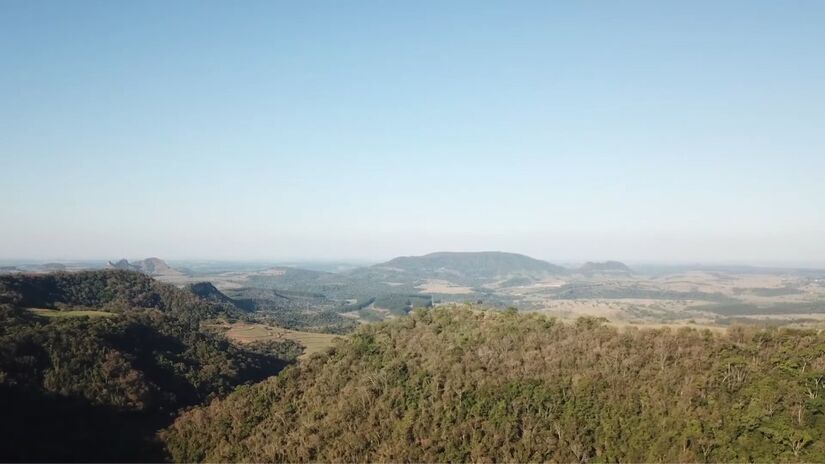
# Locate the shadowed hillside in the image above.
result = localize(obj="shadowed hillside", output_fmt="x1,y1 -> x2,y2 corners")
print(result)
0,269 -> 239,323
0,271 -> 295,462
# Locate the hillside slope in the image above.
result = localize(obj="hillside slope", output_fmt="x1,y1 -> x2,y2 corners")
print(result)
187,281 -> 241,307
0,269 -> 238,322
0,270 -> 293,461
164,307 -> 825,462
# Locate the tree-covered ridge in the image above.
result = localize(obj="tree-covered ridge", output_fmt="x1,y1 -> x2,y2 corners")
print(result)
0,307 -> 286,412
0,271 -> 295,462
164,307 -> 825,462
0,269 -> 240,322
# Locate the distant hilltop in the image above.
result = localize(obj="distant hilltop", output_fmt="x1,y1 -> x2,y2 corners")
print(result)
107,257 -> 180,276
1,262 -> 67,274
370,251 -> 566,281
370,252 -> 632,280
578,260 -> 632,274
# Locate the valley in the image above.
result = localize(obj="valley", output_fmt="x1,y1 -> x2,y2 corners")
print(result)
6,253 -> 825,332
106,252 -> 825,330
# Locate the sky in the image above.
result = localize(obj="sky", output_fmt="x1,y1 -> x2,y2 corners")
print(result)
1,0 -> 824,265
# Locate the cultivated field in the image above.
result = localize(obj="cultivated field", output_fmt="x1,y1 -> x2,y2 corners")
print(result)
416,279 -> 474,294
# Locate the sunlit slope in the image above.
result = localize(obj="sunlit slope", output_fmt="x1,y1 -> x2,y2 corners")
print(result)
164,307 -> 825,462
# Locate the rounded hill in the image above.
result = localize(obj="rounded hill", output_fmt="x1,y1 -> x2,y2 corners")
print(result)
375,251 -> 565,280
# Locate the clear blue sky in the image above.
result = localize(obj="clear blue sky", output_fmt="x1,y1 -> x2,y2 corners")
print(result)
1,0 -> 823,264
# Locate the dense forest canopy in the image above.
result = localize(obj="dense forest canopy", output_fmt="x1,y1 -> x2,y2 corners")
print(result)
165,307 -> 825,462
0,271 -> 296,462
0,269 -> 241,323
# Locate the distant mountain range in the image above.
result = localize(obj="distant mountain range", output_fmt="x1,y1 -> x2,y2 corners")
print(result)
369,252 -> 632,280
5,253 -> 633,281
0,263 -> 66,273
107,257 -> 181,276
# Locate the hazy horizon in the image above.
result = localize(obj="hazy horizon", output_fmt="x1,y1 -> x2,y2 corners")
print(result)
4,245 -> 825,270
2,1 -> 824,265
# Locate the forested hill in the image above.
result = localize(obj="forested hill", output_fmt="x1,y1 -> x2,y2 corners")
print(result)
373,251 -> 565,279
0,269 -> 240,322
165,307 -> 825,462
578,260 -> 632,273
0,271 -> 294,461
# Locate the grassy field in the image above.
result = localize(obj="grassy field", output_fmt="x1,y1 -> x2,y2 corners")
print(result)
26,308 -> 117,318
213,321 -> 340,358
416,279 -> 474,295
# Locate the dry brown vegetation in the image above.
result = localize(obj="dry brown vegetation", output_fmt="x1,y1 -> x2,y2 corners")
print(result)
208,320 -> 340,358
416,279 -> 475,294
164,306 -> 825,462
